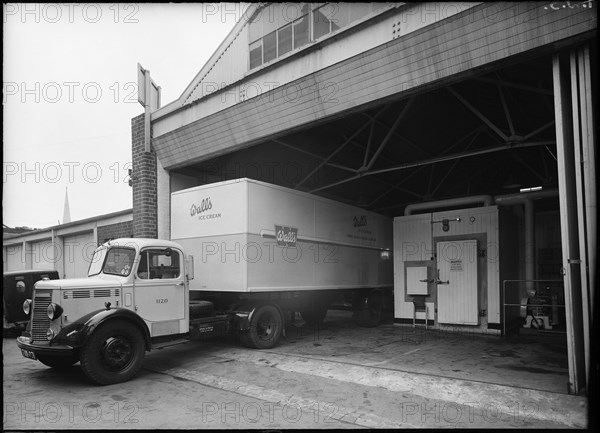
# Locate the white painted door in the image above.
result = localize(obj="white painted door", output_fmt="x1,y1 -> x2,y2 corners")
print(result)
31,240 -> 55,271
64,232 -> 95,278
4,245 -> 23,271
436,240 -> 479,324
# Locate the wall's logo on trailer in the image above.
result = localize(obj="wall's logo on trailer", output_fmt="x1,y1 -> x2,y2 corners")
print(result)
275,225 -> 298,247
190,198 -> 212,216
189,197 -> 221,221
353,216 -> 368,227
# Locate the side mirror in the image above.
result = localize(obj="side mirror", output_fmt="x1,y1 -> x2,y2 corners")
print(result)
186,255 -> 195,280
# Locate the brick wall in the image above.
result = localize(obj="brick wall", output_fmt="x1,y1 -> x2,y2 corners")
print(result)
97,220 -> 134,245
131,113 -> 158,238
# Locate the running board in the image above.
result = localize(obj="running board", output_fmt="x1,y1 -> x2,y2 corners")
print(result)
151,336 -> 190,350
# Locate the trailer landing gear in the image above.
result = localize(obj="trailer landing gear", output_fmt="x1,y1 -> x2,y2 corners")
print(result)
300,305 -> 328,325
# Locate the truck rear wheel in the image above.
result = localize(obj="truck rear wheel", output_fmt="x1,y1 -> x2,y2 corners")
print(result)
80,320 -> 145,385
38,355 -> 79,370
354,290 -> 383,328
240,304 -> 283,349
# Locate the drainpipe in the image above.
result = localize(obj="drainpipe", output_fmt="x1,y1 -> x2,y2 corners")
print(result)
404,195 -> 494,216
494,189 -> 559,293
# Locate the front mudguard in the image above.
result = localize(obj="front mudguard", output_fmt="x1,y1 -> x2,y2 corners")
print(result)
53,308 -> 152,351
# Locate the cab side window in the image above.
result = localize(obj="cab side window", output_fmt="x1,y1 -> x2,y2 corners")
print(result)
137,249 -> 181,279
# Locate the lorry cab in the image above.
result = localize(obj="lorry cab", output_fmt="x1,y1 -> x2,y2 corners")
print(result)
17,238 -> 192,385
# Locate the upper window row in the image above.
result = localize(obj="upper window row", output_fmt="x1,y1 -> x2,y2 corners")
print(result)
249,3 -> 386,70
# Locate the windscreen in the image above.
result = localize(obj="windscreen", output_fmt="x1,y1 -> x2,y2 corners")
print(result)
88,246 -> 136,277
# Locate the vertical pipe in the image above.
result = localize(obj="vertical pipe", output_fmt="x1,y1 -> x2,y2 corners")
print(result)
524,200 -> 535,294
578,45 -> 597,318
570,50 -> 590,383
573,46 -> 595,385
553,53 -> 586,395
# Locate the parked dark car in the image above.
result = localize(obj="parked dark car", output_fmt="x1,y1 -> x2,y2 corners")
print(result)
3,270 -> 60,335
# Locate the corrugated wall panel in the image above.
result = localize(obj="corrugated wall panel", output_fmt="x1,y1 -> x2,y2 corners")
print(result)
184,26 -> 249,105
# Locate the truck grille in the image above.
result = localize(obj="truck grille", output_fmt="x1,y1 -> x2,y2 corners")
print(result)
31,289 -> 52,342
63,289 -> 119,299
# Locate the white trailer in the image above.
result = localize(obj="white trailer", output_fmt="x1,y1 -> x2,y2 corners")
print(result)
171,179 -> 393,346
17,179 -> 393,385
171,178 -> 392,293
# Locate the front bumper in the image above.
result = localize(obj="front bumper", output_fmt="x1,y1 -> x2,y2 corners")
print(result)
17,336 -> 76,358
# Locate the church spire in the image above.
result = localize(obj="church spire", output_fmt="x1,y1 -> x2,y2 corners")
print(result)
62,186 -> 71,224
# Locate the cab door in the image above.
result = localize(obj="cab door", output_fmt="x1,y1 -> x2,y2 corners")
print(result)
134,248 -> 186,337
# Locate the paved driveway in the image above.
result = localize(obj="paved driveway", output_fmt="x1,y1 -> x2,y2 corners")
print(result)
3,311 -> 588,429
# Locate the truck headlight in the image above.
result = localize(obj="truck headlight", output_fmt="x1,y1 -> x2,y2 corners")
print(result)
47,303 -> 64,320
23,299 -> 32,316
46,328 -> 55,341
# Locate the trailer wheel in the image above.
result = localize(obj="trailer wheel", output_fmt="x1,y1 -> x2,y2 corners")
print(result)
240,304 -> 283,349
38,355 -> 79,370
354,290 -> 383,328
80,320 -> 145,385
300,306 -> 328,324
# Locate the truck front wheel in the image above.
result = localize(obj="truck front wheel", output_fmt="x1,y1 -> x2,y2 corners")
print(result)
80,320 -> 145,385
240,304 -> 283,349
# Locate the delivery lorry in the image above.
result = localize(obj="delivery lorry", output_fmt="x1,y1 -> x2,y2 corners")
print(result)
17,179 -> 393,385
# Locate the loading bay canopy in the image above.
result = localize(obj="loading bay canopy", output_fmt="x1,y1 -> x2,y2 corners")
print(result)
172,53 -> 562,215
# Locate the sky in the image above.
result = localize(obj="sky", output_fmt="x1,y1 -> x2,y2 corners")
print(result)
3,3 -> 242,229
